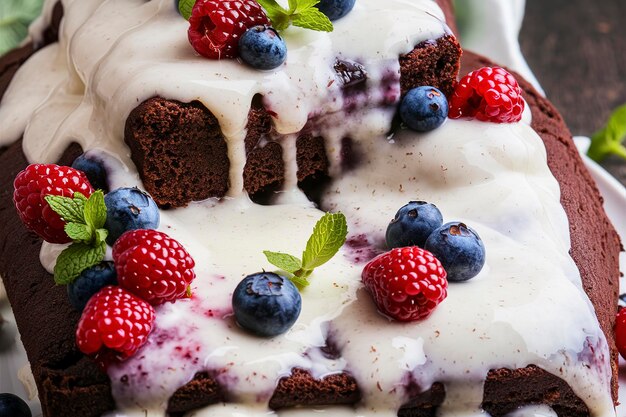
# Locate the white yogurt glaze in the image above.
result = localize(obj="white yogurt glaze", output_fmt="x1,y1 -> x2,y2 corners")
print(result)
0,0 -> 616,416
507,405 -> 559,417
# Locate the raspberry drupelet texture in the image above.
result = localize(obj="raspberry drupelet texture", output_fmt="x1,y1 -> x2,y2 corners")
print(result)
362,246 -> 448,321
76,286 -> 155,361
188,0 -> 270,59
113,229 -> 196,305
448,66 -> 524,123
13,164 -> 94,244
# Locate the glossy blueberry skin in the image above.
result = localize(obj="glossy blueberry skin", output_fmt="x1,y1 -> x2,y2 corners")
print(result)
0,393 -> 32,417
315,0 -> 356,21
239,26 -> 287,70
104,187 -> 160,245
399,86 -> 448,132
67,262 -> 118,311
232,272 -> 302,337
386,201 -> 443,249
424,222 -> 486,282
71,154 -> 109,192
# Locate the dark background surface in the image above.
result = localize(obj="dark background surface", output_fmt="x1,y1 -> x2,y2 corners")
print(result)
520,0 -> 626,186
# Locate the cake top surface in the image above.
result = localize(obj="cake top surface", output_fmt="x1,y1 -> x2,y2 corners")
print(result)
0,0 -> 617,416
0,0 -> 447,166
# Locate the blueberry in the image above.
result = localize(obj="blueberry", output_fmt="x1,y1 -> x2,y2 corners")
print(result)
424,222 -> 486,282
232,272 -> 301,337
67,262 -> 118,311
315,0 -> 356,21
104,187 -> 160,245
71,154 -> 109,192
386,201 -> 443,249
399,86 -> 448,132
239,26 -> 287,70
0,393 -> 32,417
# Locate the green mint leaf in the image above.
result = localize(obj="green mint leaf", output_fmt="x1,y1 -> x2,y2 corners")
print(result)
301,212 -> 347,273
293,0 -> 321,13
257,0 -> 291,30
272,14 -> 292,31
45,195 -> 86,224
73,192 -> 88,202
262,212 -> 347,289
65,222 -> 92,243
286,273 -> 310,289
95,228 -> 108,245
588,104 -> 626,162
84,190 -> 107,230
0,0 -> 44,56
264,251 -> 302,274
292,7 -> 333,32
257,0 -> 332,32
53,241 -> 106,285
178,0 -> 196,20
45,191 -> 107,246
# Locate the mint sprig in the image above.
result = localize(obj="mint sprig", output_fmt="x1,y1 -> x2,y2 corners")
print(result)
587,104 -> 626,162
264,212 -> 348,288
257,0 -> 333,32
44,191 -> 109,285
178,0 -> 333,32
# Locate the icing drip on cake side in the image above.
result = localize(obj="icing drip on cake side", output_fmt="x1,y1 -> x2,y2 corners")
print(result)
0,0 -> 616,416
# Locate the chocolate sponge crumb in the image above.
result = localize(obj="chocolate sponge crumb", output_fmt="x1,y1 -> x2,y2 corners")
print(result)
269,368 -> 361,409
482,366 -> 589,417
243,104 -> 285,199
124,98 -> 230,208
398,382 -> 445,417
167,372 -> 223,415
400,35 -> 462,98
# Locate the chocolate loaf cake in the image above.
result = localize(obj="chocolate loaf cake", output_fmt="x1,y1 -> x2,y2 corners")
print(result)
0,0 -> 621,416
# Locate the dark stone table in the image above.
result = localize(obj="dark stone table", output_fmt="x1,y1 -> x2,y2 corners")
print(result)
520,0 -> 626,186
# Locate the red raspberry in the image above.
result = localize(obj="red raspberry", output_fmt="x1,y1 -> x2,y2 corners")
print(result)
188,0 -> 270,59
113,229 -> 196,305
13,164 -> 94,244
616,307 -> 626,360
76,286 -> 155,363
448,66 -> 524,123
362,247 -> 448,321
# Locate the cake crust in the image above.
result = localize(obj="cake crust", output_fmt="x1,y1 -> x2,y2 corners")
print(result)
460,52 -> 622,403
